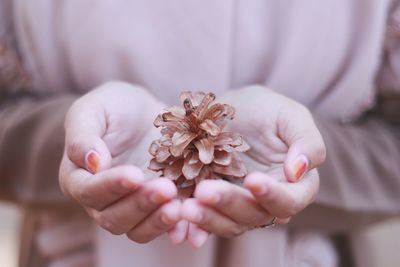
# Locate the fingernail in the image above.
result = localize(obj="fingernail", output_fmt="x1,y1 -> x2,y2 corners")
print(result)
203,193 -> 221,204
150,192 -> 170,204
210,193 -> 221,204
292,154 -> 309,182
121,179 -> 138,190
192,230 -> 208,248
161,214 -> 174,225
85,150 -> 100,174
247,183 -> 267,195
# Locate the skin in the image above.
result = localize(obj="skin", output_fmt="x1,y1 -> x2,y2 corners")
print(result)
59,83 -> 326,247
60,82 -> 184,244
182,87 -> 326,246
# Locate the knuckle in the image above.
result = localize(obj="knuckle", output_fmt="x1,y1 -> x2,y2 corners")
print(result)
136,198 -> 154,214
96,213 -> 123,235
66,140 -> 83,160
106,179 -> 128,198
218,191 -> 233,207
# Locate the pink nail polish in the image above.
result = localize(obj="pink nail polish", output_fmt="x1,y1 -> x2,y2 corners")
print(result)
150,192 -> 170,204
247,183 -> 267,195
85,150 -> 100,173
121,179 -> 138,190
292,154 -> 309,182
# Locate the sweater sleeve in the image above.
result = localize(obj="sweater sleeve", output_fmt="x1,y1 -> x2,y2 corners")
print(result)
0,92 -> 77,205
291,107 -> 400,233
0,0 -> 79,206
292,2 -> 400,232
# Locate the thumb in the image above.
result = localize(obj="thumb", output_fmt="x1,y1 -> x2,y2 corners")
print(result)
65,98 -> 112,173
66,135 -> 112,174
279,107 -> 326,182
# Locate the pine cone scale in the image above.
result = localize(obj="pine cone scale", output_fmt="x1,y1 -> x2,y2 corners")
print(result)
194,138 -> 214,164
163,159 -> 184,181
213,150 -> 232,166
148,91 -> 250,194
170,132 -> 196,157
182,152 -> 203,180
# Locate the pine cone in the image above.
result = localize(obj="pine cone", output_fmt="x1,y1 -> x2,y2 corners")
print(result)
148,91 -> 250,196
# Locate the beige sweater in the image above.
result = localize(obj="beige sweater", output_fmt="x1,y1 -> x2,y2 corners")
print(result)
1,0 -> 400,266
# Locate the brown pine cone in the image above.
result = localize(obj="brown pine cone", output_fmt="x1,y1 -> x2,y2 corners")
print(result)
148,91 -> 250,196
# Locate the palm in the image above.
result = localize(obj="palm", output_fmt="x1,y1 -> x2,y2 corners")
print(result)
223,87 -> 291,172
81,83 -> 163,170
103,107 -> 159,169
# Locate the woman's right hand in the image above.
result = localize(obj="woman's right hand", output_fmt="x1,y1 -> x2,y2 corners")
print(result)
59,82 -> 186,244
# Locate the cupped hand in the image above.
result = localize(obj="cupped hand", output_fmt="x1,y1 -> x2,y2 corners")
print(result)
182,86 -> 326,247
59,81 -> 186,244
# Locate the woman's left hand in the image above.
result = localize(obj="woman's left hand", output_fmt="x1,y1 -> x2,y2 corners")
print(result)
181,86 -> 326,247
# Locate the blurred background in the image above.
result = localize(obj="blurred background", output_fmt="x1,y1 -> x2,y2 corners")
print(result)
0,203 -> 22,267
1,202 -> 400,267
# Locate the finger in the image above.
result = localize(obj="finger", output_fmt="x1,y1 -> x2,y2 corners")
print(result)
278,106 -> 326,182
69,137 -> 112,174
245,170 -> 320,218
126,199 -> 181,243
194,180 -> 270,227
182,199 -> 245,239
63,165 -> 145,210
65,96 -> 112,173
276,217 -> 291,225
168,220 -> 189,244
187,223 -> 209,248
89,178 -> 177,235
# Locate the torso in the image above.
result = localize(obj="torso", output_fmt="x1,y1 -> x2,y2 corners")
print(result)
14,0 -> 390,120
